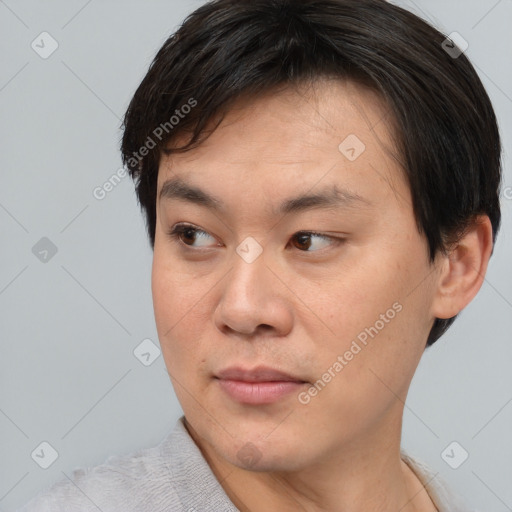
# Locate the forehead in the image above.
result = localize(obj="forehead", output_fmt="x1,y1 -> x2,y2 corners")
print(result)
157,79 -> 408,211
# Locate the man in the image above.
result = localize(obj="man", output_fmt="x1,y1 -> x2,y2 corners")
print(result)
19,0 -> 501,510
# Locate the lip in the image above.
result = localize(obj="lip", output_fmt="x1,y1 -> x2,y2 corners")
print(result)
216,366 -> 306,383
215,366 -> 308,404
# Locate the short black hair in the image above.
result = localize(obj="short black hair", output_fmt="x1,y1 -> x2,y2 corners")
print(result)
120,0 -> 502,347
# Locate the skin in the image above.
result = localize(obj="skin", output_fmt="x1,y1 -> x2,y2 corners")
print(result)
151,78 -> 493,511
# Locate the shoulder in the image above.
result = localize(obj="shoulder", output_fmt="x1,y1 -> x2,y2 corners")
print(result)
401,450 -> 479,512
18,417 -> 239,512
17,429 -> 181,512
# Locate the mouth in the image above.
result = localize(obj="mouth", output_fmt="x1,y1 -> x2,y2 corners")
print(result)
214,366 -> 308,404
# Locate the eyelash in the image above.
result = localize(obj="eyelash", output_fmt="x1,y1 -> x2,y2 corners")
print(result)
167,223 -> 345,253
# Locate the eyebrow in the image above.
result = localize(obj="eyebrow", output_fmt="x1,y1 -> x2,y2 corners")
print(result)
159,177 -> 371,215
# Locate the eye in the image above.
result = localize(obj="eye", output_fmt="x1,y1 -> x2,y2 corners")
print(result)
290,231 -> 342,252
167,224 -> 344,253
168,223 -> 219,248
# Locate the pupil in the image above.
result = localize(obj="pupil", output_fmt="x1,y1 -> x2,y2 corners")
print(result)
296,234 -> 311,250
183,228 -> 196,244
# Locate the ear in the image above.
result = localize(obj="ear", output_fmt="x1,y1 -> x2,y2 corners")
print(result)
430,215 -> 494,320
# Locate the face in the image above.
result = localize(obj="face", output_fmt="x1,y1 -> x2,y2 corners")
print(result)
152,79 -> 441,473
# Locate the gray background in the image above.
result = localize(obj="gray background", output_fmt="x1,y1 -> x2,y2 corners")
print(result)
0,0 -> 511,510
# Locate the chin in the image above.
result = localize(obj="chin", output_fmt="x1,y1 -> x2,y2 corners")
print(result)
211,429 -> 309,473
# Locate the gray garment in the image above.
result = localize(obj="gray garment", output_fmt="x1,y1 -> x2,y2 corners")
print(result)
18,416 -> 475,512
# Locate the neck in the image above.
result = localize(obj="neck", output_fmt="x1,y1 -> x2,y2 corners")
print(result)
184,413 -> 437,512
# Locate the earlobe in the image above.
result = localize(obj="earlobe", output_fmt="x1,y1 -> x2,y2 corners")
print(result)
431,215 -> 493,320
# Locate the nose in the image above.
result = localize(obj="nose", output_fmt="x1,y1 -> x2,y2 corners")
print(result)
213,249 -> 294,338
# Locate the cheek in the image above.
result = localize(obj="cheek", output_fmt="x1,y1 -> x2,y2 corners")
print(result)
151,250 -> 211,370
298,302 -> 426,443
314,253 -> 414,347
309,241 -> 434,400
152,242 -> 214,322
